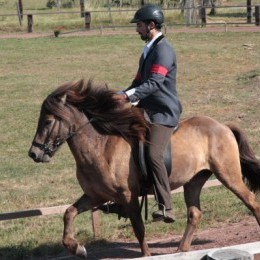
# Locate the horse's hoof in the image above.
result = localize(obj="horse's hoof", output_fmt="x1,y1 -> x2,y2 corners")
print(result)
76,245 -> 87,258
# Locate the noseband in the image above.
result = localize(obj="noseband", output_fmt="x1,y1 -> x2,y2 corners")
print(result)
32,118 -> 93,157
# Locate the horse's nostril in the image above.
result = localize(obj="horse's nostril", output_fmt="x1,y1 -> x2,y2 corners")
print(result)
29,151 -> 37,160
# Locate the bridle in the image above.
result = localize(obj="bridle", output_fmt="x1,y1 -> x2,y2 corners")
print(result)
32,117 -> 93,157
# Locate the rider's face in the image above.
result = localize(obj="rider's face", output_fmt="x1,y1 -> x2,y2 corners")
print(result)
136,21 -> 149,41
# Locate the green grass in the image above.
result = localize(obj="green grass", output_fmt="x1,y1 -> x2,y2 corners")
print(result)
0,31 -> 260,259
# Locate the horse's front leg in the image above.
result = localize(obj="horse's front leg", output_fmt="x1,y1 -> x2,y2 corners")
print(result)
62,194 -> 100,258
126,198 -> 151,257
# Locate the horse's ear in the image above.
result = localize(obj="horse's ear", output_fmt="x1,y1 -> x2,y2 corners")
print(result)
59,94 -> 67,104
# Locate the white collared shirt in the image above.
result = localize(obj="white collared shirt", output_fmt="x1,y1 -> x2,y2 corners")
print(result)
143,32 -> 163,59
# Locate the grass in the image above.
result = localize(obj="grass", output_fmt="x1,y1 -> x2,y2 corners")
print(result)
0,31 -> 260,259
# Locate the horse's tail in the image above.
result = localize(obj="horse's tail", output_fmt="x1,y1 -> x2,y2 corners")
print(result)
227,124 -> 260,193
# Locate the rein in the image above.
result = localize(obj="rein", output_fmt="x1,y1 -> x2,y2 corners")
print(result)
32,117 -> 93,157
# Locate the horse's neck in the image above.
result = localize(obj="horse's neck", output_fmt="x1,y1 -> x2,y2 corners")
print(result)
66,112 -> 132,176
68,122 -> 108,154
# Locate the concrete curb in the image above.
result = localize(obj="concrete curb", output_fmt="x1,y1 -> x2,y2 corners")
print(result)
134,241 -> 260,260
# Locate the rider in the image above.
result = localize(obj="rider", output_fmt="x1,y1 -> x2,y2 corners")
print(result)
113,4 -> 182,223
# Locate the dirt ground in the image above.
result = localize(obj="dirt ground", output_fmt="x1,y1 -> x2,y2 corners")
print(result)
82,216 -> 260,259
0,25 -> 259,40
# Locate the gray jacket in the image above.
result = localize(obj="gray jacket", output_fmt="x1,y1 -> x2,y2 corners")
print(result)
125,35 -> 182,127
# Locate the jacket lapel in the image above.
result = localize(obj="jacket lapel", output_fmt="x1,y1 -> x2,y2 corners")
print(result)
140,35 -> 164,71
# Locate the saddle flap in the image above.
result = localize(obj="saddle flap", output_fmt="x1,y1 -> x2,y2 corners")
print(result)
137,140 -> 172,180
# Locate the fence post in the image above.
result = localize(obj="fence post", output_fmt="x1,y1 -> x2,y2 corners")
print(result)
16,2 -> 22,26
185,0 -> 192,26
256,6 -> 260,26
18,0 -> 23,20
91,210 -> 100,238
85,12 -> 91,30
27,14 -> 33,33
247,0 -> 252,23
80,0 -> 85,18
200,7 -> 206,27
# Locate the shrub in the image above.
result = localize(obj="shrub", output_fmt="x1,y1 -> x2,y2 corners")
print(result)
46,0 -> 56,9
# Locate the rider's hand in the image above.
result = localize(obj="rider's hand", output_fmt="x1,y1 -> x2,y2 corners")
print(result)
112,93 -> 128,103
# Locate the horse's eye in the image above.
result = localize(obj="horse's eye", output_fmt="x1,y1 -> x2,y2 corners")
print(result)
45,120 -> 52,126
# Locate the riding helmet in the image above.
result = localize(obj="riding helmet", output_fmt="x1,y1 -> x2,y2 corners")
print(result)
130,4 -> 164,25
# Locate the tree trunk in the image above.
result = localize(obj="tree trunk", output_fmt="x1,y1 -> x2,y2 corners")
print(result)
209,0 -> 217,15
80,0 -> 85,17
161,0 -> 168,8
18,0 -> 23,20
247,0 -> 252,23
57,0 -> 61,9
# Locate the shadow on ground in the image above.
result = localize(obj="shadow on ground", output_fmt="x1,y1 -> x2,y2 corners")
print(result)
0,237 -> 214,260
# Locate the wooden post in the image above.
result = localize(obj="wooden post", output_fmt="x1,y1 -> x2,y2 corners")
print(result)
18,0 -> 23,20
91,210 -> 100,238
256,6 -> 260,26
27,14 -> 33,33
185,0 -> 192,26
16,2 -> 22,26
201,7 -> 206,27
85,11 -> 91,30
247,0 -> 252,23
107,0 -> 114,25
80,0 -> 85,18
57,0 -> 61,9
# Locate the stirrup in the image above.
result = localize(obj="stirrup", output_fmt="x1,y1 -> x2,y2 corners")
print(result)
97,202 -> 128,220
152,203 -> 167,217
97,201 -> 115,214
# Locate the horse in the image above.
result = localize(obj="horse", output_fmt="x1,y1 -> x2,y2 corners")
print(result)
28,79 -> 260,258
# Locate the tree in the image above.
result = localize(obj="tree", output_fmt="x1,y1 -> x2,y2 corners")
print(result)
18,0 -> 23,20
161,0 -> 168,8
80,0 -> 85,17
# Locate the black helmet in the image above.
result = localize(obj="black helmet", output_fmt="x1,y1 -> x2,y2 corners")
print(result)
130,4 -> 164,25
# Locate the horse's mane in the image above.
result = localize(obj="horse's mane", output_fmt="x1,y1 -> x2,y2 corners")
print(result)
43,79 -> 149,141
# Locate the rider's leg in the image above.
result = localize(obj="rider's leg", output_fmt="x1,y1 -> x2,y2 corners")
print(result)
146,124 -> 175,223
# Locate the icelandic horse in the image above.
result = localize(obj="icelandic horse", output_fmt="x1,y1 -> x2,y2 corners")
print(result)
28,79 -> 260,257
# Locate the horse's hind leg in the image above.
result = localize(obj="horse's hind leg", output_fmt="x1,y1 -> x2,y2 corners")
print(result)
178,170 -> 212,252
62,194 -> 102,258
125,198 -> 151,256
219,173 -> 260,226
211,151 -> 260,226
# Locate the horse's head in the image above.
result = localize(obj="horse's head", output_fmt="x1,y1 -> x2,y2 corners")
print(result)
28,93 -> 74,163
29,79 -> 149,162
